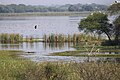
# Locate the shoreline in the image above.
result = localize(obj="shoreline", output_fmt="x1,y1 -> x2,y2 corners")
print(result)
0,12 -> 91,17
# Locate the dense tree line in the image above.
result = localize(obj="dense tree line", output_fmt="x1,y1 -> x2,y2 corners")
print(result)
0,3 -> 108,13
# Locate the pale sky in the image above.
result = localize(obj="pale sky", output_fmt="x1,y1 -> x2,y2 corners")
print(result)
0,0 -> 117,5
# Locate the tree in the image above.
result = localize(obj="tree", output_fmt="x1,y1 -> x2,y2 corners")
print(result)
79,12 -> 113,41
108,3 -> 120,14
108,3 -> 120,42
113,16 -> 120,41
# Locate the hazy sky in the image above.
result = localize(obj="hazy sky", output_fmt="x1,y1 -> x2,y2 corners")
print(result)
0,0 -> 117,5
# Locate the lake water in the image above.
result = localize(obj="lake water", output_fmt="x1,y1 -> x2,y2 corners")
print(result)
0,16 -> 119,62
0,16 -> 82,38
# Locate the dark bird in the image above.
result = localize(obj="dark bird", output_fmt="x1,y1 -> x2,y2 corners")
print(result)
115,0 -> 120,3
115,0 -> 117,3
35,25 -> 37,29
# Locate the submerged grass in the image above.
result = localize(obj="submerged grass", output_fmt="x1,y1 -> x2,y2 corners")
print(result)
0,50 -> 120,80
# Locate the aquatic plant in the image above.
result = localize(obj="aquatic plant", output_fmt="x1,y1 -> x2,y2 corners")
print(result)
0,33 -> 9,43
43,33 -> 102,43
0,33 -> 23,43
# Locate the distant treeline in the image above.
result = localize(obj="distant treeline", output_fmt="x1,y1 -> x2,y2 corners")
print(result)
0,3 -> 108,13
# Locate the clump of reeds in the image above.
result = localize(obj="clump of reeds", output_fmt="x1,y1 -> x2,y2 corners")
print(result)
43,34 -> 66,43
0,33 -> 9,43
43,33 -> 102,43
25,36 -> 34,42
0,33 -> 23,43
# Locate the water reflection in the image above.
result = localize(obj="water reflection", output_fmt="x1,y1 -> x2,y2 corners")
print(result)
0,42 -> 75,54
0,43 -> 23,50
0,16 -> 82,38
43,42 -> 73,51
0,42 -> 119,62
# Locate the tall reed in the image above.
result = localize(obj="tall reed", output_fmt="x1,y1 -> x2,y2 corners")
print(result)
0,33 -> 23,43
43,33 -> 101,43
0,33 -> 9,43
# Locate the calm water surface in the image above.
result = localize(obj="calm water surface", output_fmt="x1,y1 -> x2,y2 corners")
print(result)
0,16 -> 119,62
0,42 -> 119,62
0,16 -> 82,38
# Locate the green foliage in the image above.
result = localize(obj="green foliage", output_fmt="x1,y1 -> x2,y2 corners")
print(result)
79,12 -> 112,41
113,16 -> 120,41
108,3 -> 120,43
108,3 -> 120,14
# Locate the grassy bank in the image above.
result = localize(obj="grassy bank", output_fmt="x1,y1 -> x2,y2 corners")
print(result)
0,12 -> 91,17
51,45 -> 120,57
74,44 -> 120,50
51,51 -> 120,57
0,50 -> 120,80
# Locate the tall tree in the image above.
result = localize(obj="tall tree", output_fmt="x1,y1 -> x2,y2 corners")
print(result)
108,3 -> 120,14
79,12 -> 112,41
108,2 -> 120,41
113,16 -> 120,41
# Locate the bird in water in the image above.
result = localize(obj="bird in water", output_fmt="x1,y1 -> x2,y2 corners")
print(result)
35,25 -> 37,29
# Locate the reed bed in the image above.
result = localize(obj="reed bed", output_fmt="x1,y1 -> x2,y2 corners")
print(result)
24,36 -> 34,42
0,33 -> 23,43
43,34 -> 101,43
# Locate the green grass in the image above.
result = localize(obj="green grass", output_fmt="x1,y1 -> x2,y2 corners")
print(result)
50,44 -> 120,57
51,51 -> 120,57
74,45 -> 120,50
0,50 -> 34,80
0,50 -> 120,80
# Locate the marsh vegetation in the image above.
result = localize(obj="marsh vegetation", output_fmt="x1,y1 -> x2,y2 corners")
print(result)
0,50 -> 120,80
0,33 -> 23,43
43,33 -> 102,43
0,2 -> 120,80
